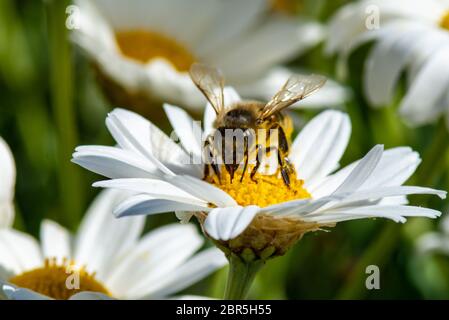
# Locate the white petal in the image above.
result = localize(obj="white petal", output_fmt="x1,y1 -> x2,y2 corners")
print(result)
93,0 -> 221,47
167,175 -> 237,207
142,247 -> 227,298
400,45 -> 449,125
203,101 -> 217,137
196,0 -> 267,56
417,233 -> 449,254
290,110 -> 351,186
2,283 -> 51,300
114,194 -> 209,218
311,147 -> 420,197
0,137 -> 15,228
74,190 -> 145,280
204,206 -> 259,241
305,205 -> 442,224
216,18 -> 324,80
104,223 -> 203,299
93,178 -> 208,206
263,195 -> 344,217
164,104 -> 203,159
69,291 -> 114,300
40,220 -> 71,261
107,108 -> 197,176
332,145 -> 384,194
330,186 -> 446,209
364,23 -> 421,106
0,229 -> 42,275
72,145 -> 159,179
0,203 -> 14,230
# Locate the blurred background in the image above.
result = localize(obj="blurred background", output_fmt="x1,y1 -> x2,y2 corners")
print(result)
1,0 -> 448,299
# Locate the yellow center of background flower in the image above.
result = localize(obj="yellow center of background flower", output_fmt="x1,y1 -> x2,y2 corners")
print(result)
115,30 -> 196,71
207,166 -> 311,207
8,258 -> 110,300
440,11 -> 449,30
270,0 -> 303,15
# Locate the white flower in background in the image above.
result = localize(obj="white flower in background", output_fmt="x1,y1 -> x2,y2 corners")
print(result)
0,137 -> 15,228
0,190 -> 226,300
417,214 -> 449,255
327,0 -> 449,128
72,87 -> 446,259
72,0 -> 347,111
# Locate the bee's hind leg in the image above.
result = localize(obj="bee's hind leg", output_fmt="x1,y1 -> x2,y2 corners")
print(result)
277,126 -> 291,188
250,144 -> 262,183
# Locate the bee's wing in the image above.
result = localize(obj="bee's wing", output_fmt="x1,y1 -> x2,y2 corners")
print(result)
189,63 -> 225,115
259,74 -> 327,120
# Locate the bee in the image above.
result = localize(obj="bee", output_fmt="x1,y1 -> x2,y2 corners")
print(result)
189,63 -> 326,187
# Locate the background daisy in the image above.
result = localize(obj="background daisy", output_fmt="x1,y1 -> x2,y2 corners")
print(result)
327,0 -> 449,128
72,0 -> 347,114
0,189 -> 226,300
0,137 -> 15,228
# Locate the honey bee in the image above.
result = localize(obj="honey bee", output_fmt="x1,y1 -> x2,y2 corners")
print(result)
189,63 -> 326,187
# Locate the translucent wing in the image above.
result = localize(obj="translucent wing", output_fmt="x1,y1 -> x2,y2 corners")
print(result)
260,74 -> 327,120
189,63 -> 225,115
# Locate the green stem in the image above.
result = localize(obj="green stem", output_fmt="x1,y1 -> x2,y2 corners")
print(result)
46,0 -> 84,229
417,120 -> 449,187
336,223 -> 399,299
369,106 -> 406,147
224,253 -> 264,300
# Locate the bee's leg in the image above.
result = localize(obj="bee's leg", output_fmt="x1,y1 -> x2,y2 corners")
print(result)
277,126 -> 291,187
240,133 -> 249,182
204,137 -> 221,182
278,150 -> 290,187
250,144 -> 262,183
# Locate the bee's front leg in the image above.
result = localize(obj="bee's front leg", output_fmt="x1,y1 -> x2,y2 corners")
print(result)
203,137 -> 221,182
250,144 -> 262,183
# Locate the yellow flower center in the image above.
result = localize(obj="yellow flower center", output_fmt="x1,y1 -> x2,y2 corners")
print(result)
8,258 -> 110,300
206,166 -> 311,207
115,29 -> 196,71
440,11 -> 449,30
270,0 -> 303,15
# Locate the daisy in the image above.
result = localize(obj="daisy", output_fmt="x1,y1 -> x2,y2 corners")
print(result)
72,0 -> 346,114
326,0 -> 449,128
0,136 -> 15,228
0,189 -> 227,300
72,85 -> 446,266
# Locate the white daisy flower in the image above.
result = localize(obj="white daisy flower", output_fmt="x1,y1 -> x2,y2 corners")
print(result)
0,137 -> 15,228
72,85 -> 446,260
72,0 -> 346,113
0,189 -> 227,300
326,0 -> 449,128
